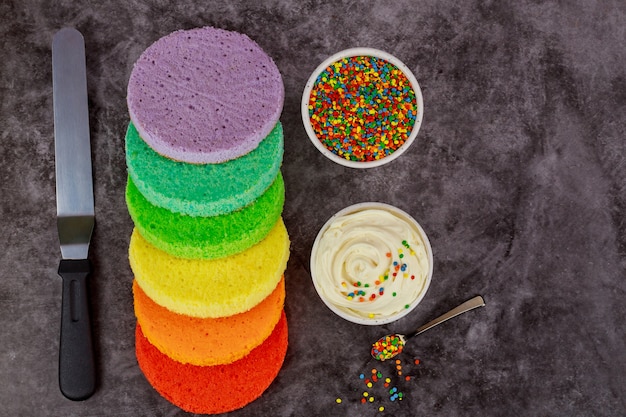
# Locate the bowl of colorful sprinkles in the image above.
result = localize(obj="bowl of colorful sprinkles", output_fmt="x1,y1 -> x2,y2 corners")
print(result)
310,202 -> 433,325
302,48 -> 423,168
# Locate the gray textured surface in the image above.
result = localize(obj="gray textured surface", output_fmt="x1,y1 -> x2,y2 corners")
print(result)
1,1 -> 625,416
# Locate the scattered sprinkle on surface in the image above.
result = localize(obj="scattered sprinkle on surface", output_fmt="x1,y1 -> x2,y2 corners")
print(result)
333,357 -> 422,409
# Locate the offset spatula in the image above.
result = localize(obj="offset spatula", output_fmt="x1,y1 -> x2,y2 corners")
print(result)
52,27 -> 96,401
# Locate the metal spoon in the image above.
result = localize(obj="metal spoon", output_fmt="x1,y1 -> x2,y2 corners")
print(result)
371,295 -> 486,361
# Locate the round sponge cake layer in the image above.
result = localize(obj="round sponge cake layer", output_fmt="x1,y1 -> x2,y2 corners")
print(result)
127,26 -> 284,164
125,121 -> 283,217
126,172 -> 284,259
133,277 -> 284,366
136,312 -> 288,414
129,218 -> 289,318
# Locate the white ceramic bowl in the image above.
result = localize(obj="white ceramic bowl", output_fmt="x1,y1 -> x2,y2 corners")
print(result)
310,202 -> 433,325
301,48 -> 424,168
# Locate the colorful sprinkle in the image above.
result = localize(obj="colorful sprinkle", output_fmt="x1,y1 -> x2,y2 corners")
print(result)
308,55 -> 418,162
338,361 -> 423,409
340,239 -> 422,307
371,334 -> 405,361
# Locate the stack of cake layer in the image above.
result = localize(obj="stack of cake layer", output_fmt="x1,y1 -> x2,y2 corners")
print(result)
125,27 -> 289,414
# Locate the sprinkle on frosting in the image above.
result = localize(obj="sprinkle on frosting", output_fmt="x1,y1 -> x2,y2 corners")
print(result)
343,244 -> 413,304
308,55 -> 417,162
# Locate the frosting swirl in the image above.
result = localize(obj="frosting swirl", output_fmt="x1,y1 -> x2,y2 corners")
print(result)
312,207 -> 431,322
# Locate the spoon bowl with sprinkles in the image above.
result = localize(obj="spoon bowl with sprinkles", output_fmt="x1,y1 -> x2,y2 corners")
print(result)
371,296 -> 486,361
301,48 -> 424,168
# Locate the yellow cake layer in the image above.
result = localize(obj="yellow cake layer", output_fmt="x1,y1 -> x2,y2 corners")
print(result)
129,218 -> 290,318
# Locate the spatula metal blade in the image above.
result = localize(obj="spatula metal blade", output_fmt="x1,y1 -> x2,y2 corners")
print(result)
52,27 -> 94,260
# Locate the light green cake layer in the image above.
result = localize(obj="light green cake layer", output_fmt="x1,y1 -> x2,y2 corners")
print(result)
126,173 -> 285,259
125,121 -> 284,217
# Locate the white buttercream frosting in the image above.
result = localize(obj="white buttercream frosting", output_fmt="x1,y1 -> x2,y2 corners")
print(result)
312,207 -> 430,321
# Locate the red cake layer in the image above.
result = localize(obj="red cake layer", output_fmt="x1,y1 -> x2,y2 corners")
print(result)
135,312 -> 288,414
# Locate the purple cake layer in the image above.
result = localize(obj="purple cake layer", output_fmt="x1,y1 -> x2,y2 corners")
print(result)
127,27 -> 284,163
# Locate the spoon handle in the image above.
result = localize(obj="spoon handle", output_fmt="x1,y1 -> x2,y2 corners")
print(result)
409,296 -> 485,338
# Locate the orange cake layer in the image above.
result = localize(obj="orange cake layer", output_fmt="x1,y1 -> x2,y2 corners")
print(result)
135,312 -> 288,414
133,277 -> 285,366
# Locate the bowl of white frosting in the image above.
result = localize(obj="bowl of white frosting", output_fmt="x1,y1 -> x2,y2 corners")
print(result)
310,202 -> 433,325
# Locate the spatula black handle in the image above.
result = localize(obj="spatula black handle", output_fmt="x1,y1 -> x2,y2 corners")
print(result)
58,259 -> 96,400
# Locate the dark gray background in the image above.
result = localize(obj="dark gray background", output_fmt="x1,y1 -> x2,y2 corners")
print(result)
1,1 -> 624,416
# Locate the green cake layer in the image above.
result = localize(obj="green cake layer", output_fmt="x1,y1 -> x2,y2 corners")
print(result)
126,173 -> 285,259
125,121 -> 284,217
